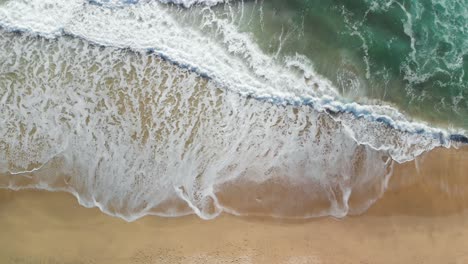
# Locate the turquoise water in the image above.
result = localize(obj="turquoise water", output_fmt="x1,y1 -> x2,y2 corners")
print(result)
218,0 -> 467,128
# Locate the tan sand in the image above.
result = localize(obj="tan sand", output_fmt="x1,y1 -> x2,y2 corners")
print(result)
0,146 -> 467,264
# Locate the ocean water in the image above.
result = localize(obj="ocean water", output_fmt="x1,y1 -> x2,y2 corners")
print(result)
230,0 -> 468,128
0,0 -> 466,220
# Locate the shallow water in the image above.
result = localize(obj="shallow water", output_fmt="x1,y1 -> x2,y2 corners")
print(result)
0,0 -> 466,220
0,32 -> 395,219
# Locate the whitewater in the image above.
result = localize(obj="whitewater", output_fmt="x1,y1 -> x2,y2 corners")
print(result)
0,0 -> 466,220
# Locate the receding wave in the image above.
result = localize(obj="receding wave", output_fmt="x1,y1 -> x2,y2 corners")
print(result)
0,0 -> 466,220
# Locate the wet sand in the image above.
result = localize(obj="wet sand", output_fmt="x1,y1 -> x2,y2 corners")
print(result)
1,146 -> 468,264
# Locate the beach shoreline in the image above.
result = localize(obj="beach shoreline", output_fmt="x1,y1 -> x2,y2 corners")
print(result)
1,146 -> 467,264
1,0 -> 467,263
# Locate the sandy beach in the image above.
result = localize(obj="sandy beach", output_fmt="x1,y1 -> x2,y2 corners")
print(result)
1,0 -> 467,263
0,146 -> 467,264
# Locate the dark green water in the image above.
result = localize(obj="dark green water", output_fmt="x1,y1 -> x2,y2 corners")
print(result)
222,0 -> 468,129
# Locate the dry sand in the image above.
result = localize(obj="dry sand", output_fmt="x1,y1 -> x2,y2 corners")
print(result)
0,146 -> 467,264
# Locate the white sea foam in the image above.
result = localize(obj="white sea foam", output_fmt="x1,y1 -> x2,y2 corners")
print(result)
0,0 -> 464,220
159,0 -> 227,8
89,0 -> 227,8
0,33 -> 395,220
